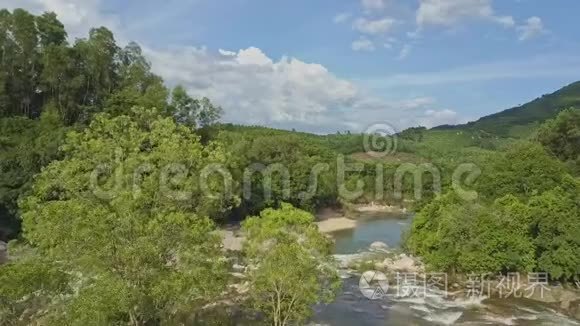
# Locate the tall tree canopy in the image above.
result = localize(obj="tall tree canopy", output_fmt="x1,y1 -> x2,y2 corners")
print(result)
0,9 -> 223,240
0,107 -> 67,240
1,109 -> 231,324
242,204 -> 340,326
407,116 -> 580,281
537,108 -> 580,174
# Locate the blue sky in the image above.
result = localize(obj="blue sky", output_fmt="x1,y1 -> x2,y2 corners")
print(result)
7,0 -> 580,133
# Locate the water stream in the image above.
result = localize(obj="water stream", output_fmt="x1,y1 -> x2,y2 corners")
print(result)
311,213 -> 579,326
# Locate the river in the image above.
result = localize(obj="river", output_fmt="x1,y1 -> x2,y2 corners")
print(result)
311,213 -> 580,326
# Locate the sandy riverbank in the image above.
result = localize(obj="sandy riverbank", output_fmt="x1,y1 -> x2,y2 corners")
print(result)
220,216 -> 358,251
353,203 -> 408,214
220,204 -> 410,251
219,217 -> 356,251
316,217 -> 357,233
220,230 -> 244,251
314,207 -> 357,233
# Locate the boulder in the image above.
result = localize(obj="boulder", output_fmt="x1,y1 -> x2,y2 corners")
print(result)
233,281 -> 250,295
338,270 -> 353,279
361,270 -> 388,282
230,272 -> 246,279
559,290 -> 580,313
526,286 -> 578,305
220,230 -> 244,251
562,300 -> 580,321
561,299 -> 571,311
369,241 -> 389,252
381,254 -> 423,273
334,253 -> 373,269
232,263 -> 246,272
0,241 -> 7,264
377,258 -> 393,271
574,302 -> 580,321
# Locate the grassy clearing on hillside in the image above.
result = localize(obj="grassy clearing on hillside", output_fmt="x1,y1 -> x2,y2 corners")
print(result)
350,151 -> 426,164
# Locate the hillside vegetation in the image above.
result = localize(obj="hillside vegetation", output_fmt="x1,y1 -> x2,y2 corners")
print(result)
435,81 -> 580,138
0,8 -> 578,325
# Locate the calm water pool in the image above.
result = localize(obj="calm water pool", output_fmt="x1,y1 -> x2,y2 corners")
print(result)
331,212 -> 412,254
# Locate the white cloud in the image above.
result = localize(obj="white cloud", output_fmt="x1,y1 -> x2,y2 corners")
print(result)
9,0 -> 465,132
235,47 -> 274,66
361,55 -> 580,88
347,0 -> 523,50
383,36 -> 398,49
399,97 -> 436,109
145,46 -> 359,127
3,0 -> 123,40
351,38 -> 376,51
398,44 -> 412,60
517,16 -> 545,41
418,109 -> 464,128
416,0 -> 514,28
353,17 -> 396,35
361,0 -> 388,12
406,30 -> 422,39
493,15 -> 516,28
145,45 -> 461,132
218,49 -> 236,56
333,13 -> 351,24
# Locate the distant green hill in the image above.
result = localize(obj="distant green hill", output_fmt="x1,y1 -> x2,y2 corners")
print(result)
217,82 -> 580,156
434,81 -> 580,138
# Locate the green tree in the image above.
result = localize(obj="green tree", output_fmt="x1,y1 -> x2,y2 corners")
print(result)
219,132 -> 337,216
530,183 -> 580,281
458,195 -> 535,274
537,108 -> 580,174
8,9 -> 42,118
0,10 -> 13,116
197,97 -> 224,128
0,9 -> 137,124
105,42 -> 169,117
0,247 -> 70,324
167,88 -> 224,129
72,27 -> 120,120
242,204 -> 340,326
407,193 -> 536,275
5,109 -> 232,324
406,192 -> 470,274
0,108 -> 67,240
40,43 -> 85,124
398,126 -> 427,142
169,85 -> 198,127
35,12 -> 67,47
477,142 -> 567,200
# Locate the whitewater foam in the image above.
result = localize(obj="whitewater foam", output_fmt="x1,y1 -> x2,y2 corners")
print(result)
483,315 -> 517,325
410,305 -> 431,314
423,311 -> 463,325
447,295 -> 487,308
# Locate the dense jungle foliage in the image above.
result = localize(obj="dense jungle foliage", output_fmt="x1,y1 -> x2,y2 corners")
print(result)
0,8 -> 578,325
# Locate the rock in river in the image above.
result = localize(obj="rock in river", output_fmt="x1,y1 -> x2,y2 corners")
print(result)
369,241 -> 389,252
379,254 -> 424,273
0,241 -> 7,264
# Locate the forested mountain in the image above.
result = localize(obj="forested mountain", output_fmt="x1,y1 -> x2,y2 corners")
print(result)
435,81 -> 580,137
